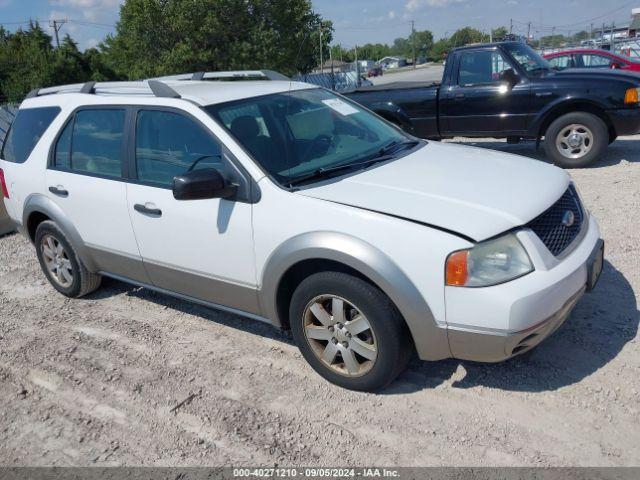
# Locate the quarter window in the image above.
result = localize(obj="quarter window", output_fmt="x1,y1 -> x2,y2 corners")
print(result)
135,110 -> 223,186
53,109 -> 126,178
1,107 -> 61,163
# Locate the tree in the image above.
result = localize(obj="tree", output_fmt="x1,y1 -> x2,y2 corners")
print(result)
491,27 -> 508,41
539,34 -> 567,48
391,37 -> 411,57
430,38 -> 451,62
572,30 -> 589,42
102,0 -> 332,79
409,30 -> 434,59
449,27 -> 485,48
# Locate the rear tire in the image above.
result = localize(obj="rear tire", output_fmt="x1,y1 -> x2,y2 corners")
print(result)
543,112 -> 607,168
35,221 -> 101,298
289,271 -> 412,391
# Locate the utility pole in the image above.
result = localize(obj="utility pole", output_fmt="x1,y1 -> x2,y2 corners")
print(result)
410,20 -> 416,68
319,25 -> 323,74
49,19 -> 67,48
354,44 -> 360,88
611,22 -> 615,52
590,23 -> 594,41
510,18 -> 513,34
527,22 -> 531,41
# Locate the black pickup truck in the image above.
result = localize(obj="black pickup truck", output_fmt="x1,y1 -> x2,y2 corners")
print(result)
345,41 -> 640,167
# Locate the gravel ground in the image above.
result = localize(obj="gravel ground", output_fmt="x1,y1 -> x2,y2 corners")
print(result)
0,137 -> 638,467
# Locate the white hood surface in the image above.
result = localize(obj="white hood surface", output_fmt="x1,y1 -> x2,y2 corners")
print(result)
297,141 -> 570,242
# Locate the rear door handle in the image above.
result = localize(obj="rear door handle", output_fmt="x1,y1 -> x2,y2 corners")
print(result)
454,93 -> 465,99
49,186 -> 69,197
134,203 -> 162,217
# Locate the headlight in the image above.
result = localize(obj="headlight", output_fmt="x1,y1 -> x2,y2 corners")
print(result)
624,87 -> 640,104
445,233 -> 534,287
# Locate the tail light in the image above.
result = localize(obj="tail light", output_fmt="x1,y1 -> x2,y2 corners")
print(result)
0,168 -> 9,199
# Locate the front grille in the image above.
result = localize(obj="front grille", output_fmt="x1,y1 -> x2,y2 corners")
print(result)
526,185 -> 584,257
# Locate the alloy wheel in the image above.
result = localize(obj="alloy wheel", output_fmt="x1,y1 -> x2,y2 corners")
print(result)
302,295 -> 378,377
41,234 -> 74,288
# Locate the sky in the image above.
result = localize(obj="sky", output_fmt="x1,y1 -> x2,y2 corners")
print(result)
0,0 -> 637,50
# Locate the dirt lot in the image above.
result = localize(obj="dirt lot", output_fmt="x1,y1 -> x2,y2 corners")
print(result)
0,137 -> 638,467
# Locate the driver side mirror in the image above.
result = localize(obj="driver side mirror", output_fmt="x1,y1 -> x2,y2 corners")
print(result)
173,168 -> 238,201
502,68 -> 519,88
611,62 -> 623,70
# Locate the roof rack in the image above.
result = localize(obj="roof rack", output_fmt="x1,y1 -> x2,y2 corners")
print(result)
154,70 -> 290,82
25,80 -> 182,100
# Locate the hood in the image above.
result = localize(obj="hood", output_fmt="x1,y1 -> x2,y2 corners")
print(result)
296,142 -> 570,242
551,68 -> 640,83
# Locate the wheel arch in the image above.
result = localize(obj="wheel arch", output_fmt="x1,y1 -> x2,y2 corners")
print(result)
22,194 -> 98,272
535,100 -> 615,142
259,232 -> 451,361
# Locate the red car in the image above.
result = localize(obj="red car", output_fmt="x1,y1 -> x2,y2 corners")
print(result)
543,49 -> 640,72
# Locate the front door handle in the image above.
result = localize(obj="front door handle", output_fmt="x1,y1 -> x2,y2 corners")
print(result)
49,186 -> 69,197
454,93 -> 465,99
134,203 -> 162,217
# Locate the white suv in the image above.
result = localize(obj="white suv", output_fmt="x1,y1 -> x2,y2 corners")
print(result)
0,75 -> 604,391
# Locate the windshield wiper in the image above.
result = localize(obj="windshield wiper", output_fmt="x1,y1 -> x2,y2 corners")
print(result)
287,140 -> 419,188
377,139 -> 419,156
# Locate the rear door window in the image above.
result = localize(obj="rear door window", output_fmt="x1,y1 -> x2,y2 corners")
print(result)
579,54 -> 612,68
52,109 -> 126,178
1,107 -> 61,163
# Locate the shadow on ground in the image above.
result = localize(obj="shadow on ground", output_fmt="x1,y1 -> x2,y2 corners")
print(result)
88,278 -> 294,346
89,259 -> 637,395
456,139 -> 639,168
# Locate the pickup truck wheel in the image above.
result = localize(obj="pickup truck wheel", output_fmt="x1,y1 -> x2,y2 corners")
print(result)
289,272 -> 411,391
544,112 -> 607,168
35,220 -> 102,298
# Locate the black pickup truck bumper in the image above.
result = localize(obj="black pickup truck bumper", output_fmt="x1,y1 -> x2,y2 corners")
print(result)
607,107 -> 640,136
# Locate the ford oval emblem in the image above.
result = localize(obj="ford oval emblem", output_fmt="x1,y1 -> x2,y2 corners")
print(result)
562,210 -> 575,228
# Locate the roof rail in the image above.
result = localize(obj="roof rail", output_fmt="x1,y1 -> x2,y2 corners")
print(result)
154,70 -> 290,82
23,80 -> 182,100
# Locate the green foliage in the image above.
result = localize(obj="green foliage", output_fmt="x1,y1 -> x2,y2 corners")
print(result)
491,27 -> 509,41
102,0 -> 331,79
410,30 -> 434,59
449,27 -> 486,48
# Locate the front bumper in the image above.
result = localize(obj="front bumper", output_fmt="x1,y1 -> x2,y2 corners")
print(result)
607,107 -> 640,136
444,215 -> 602,363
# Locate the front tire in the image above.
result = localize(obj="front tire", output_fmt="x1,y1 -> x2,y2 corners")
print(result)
35,220 -> 101,298
543,112 -> 607,168
289,272 -> 412,391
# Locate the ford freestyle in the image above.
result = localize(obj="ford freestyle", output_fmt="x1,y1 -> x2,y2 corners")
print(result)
0,77 -> 604,391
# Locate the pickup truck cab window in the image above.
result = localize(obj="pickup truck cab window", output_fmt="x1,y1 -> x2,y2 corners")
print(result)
458,50 -> 514,86
207,88 -> 411,187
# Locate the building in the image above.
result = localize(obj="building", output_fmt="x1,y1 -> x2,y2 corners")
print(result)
378,57 -> 407,70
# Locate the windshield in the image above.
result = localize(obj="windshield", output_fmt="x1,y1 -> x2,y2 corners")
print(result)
502,42 -> 551,75
206,88 -> 411,186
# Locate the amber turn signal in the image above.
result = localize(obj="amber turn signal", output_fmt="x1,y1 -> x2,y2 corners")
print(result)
625,88 -> 639,105
445,250 -> 469,286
